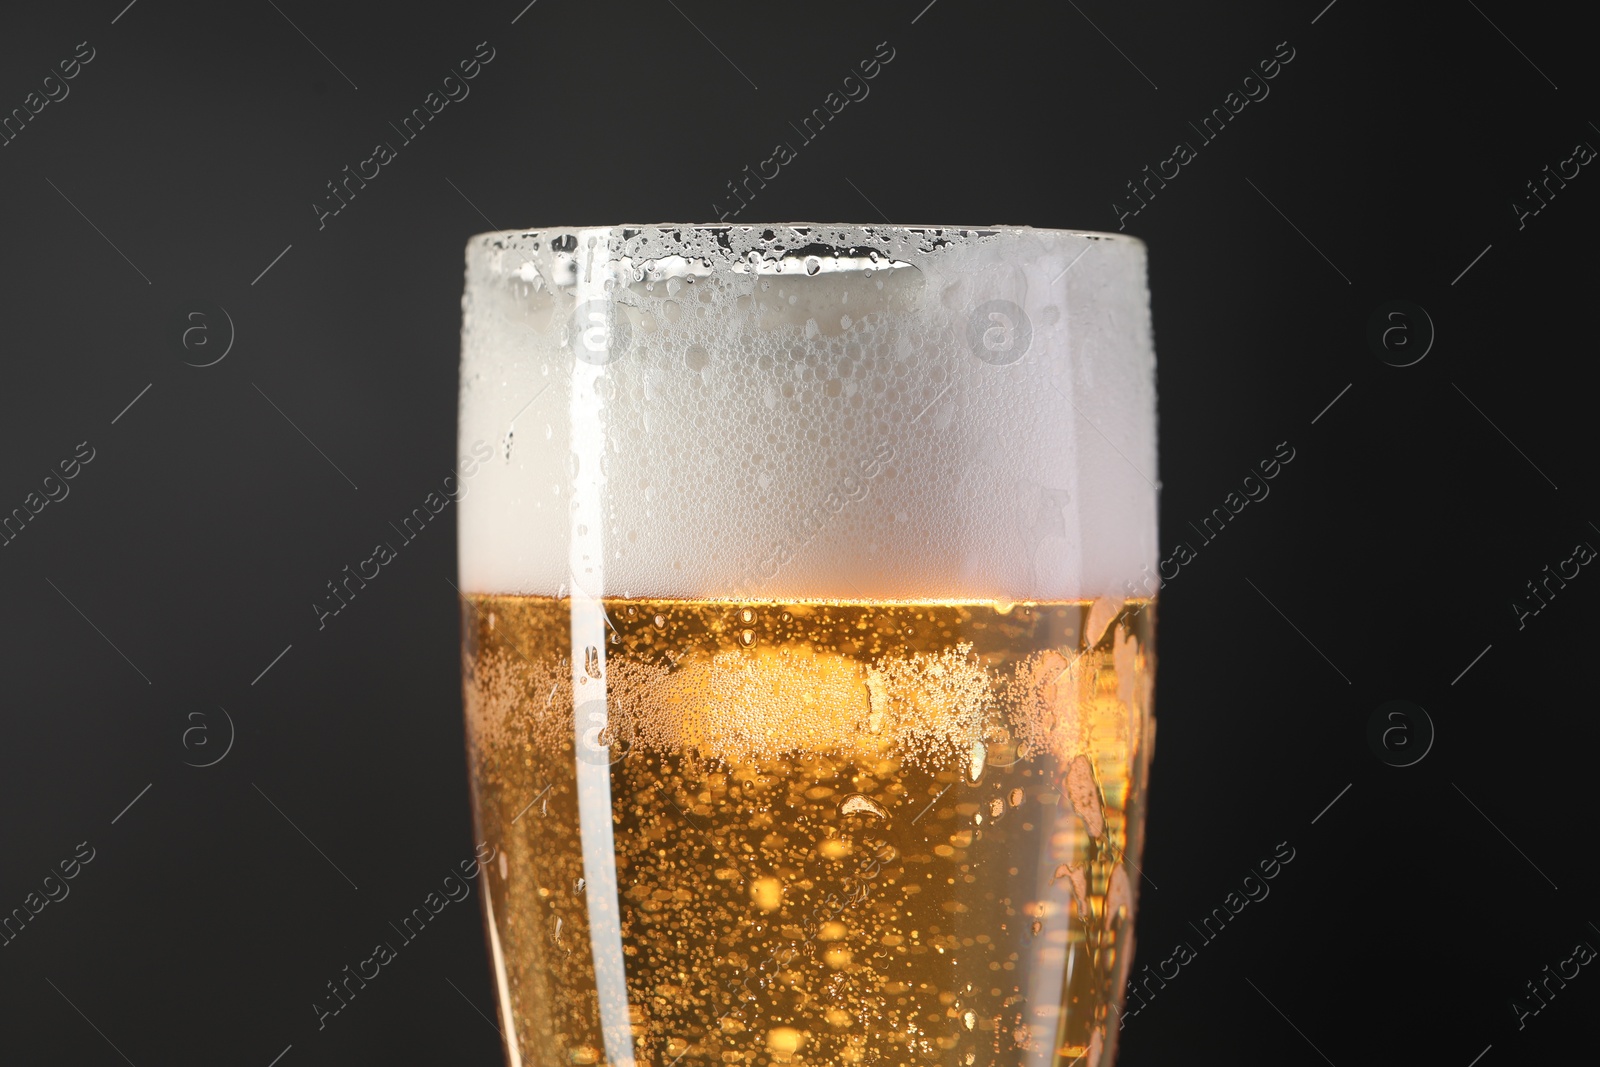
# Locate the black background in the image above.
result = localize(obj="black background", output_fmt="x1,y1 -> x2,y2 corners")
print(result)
1,1 -> 1595,1064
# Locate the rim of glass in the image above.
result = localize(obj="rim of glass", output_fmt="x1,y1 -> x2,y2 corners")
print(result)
467,222 -> 1144,248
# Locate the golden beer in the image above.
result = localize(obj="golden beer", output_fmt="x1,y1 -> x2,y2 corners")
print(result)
462,596 -> 1154,1067
456,224 -> 1160,1067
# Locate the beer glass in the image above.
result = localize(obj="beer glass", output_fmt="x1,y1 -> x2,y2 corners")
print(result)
457,225 -> 1158,1067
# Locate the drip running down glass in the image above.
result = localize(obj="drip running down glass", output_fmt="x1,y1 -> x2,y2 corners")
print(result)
457,224 -> 1159,1067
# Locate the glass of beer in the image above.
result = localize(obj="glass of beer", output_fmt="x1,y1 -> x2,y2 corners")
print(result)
457,225 -> 1158,1067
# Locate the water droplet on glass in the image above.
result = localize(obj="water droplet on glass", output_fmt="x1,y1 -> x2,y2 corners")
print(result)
962,1011 -> 976,1030
968,741 -> 987,782
1030,920 -> 1042,936
839,793 -> 889,820
1008,788 -> 1025,808
584,646 -> 601,678
989,798 -> 1004,818
575,877 -> 586,892
739,608 -> 755,624
739,629 -> 756,647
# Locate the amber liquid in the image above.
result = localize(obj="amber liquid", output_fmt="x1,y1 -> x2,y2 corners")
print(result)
461,597 -> 1154,1067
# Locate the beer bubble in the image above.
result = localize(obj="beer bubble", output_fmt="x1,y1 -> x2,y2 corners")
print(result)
653,614 -> 666,629
750,877 -> 783,911
767,1027 -> 804,1054
839,793 -> 889,819
739,608 -> 755,624
739,629 -> 756,646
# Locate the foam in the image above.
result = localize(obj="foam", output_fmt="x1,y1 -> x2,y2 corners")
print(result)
457,225 -> 1158,600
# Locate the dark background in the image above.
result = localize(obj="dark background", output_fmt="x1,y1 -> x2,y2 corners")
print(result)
1,1 -> 1594,1064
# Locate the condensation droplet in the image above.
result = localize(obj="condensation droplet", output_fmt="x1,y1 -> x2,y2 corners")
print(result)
804,256 -> 822,276
653,614 -> 666,629
739,629 -> 755,646
575,877 -> 586,893
739,608 -> 755,624
1017,742 -> 1031,760
1031,920 -> 1042,936
962,1011 -> 976,1031
968,741 -> 987,782
989,797 -> 1005,818
584,646 -> 601,678
1053,863 -> 1071,881
839,793 -> 889,819
1008,788 -> 1025,808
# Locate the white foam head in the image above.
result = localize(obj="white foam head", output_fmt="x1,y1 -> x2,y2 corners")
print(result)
457,224 -> 1157,601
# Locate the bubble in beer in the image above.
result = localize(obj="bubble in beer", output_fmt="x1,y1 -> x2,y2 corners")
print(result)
767,1027 -> 804,1054
839,793 -> 889,819
745,878 -> 782,914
